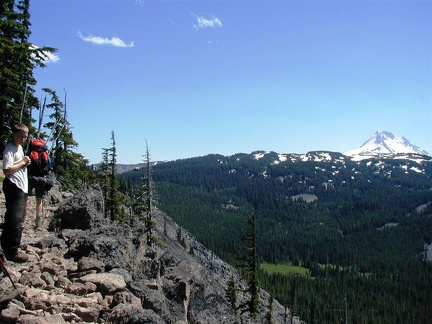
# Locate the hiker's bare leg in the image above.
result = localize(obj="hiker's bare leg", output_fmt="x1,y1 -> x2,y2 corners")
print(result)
34,197 -> 43,230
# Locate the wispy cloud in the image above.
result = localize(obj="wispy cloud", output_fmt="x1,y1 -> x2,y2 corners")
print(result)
78,31 -> 134,48
42,51 -> 61,63
134,0 -> 145,7
30,45 -> 60,63
192,13 -> 222,30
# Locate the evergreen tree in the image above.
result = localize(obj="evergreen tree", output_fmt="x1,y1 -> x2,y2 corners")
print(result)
188,245 -> 194,256
289,276 -> 297,324
176,226 -> 182,242
163,218 -> 168,236
0,0 -> 56,154
238,213 -> 260,319
131,142 -> 157,245
142,142 -> 156,245
226,275 -> 238,316
42,88 -> 88,189
106,131 -> 124,222
98,132 -> 124,221
100,148 -> 110,217
265,295 -> 274,324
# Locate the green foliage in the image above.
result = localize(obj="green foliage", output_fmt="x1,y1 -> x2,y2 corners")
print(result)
141,143 -> 156,245
265,295 -> 274,324
188,245 -> 194,256
98,132 -> 125,222
40,88 -> 90,190
237,213 -> 259,319
259,265 -> 432,323
225,276 -> 237,315
119,142 -> 157,245
176,226 -> 187,249
152,236 -> 167,248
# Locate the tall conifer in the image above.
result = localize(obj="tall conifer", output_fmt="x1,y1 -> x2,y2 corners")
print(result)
238,213 -> 259,319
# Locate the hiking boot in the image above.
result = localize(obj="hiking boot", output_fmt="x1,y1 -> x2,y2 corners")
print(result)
34,216 -> 42,230
5,250 -> 29,263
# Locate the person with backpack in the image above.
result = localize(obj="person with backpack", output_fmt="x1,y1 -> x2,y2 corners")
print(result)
2,124 -> 31,263
27,136 -> 53,230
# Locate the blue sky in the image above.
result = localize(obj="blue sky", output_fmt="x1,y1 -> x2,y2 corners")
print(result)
29,0 -> 431,164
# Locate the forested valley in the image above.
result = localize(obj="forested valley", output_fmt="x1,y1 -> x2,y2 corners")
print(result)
119,151 -> 432,323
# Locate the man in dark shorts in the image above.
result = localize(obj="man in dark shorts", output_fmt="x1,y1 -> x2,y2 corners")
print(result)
2,124 -> 31,263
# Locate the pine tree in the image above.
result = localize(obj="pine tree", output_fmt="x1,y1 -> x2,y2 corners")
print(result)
265,295 -> 274,324
106,131 -> 124,222
132,142 -> 157,245
289,276 -> 297,324
238,213 -> 260,319
98,132 -> 124,222
0,0 -> 56,154
176,226 -> 186,248
42,88 -> 88,189
163,218 -> 168,236
226,275 -> 238,315
100,148 -> 110,218
142,142 -> 156,245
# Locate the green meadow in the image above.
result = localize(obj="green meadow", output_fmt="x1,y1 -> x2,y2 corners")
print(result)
260,263 -> 310,276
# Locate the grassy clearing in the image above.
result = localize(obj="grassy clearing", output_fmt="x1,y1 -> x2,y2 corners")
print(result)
260,263 -> 310,276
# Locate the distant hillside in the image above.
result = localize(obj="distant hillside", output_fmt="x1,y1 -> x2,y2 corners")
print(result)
119,150 -> 432,323
120,149 -> 432,264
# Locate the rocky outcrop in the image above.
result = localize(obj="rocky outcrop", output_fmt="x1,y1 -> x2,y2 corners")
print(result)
0,180 -> 301,323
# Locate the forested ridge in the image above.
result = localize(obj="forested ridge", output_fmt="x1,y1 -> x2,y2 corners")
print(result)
120,151 -> 432,323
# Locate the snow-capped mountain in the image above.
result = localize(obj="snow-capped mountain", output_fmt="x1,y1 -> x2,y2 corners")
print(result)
344,131 -> 430,161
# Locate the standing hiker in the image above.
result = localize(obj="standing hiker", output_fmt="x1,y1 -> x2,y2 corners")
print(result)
1,124 -> 31,263
26,136 -> 53,230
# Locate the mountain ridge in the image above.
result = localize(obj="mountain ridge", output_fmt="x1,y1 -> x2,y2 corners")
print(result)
117,131 -> 430,172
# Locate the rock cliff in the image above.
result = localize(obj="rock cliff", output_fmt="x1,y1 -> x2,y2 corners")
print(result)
0,172 -> 301,323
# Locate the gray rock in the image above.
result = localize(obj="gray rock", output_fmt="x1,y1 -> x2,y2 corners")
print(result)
77,256 -> 105,273
78,273 -> 126,296
0,183 -> 302,324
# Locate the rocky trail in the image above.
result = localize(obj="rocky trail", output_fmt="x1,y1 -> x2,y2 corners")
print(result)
0,169 -> 300,324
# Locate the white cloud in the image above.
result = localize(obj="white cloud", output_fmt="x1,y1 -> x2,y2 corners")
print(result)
135,0 -> 145,7
30,45 -> 60,63
78,31 -> 134,48
42,51 -> 60,63
192,13 -> 222,30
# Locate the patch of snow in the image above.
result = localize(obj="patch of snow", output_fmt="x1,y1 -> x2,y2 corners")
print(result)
278,154 -> 288,162
410,167 -> 423,173
291,194 -> 318,203
254,152 -> 266,160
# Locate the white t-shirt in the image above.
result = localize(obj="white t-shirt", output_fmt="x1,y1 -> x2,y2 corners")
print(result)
3,143 -> 28,193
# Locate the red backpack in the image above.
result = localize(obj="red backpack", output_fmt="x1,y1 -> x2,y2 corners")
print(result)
28,138 -> 50,176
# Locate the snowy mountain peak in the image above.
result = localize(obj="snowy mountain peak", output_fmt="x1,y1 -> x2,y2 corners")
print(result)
344,131 -> 430,161
363,130 -> 394,146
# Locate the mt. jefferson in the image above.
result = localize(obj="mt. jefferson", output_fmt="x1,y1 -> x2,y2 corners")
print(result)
344,130 -> 430,161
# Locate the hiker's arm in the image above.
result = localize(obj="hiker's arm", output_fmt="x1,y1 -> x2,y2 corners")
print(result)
3,156 -> 31,176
